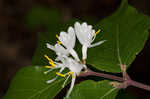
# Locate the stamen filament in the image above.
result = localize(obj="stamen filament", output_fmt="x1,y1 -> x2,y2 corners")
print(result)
67,72 -> 75,78
44,68 -> 54,74
62,75 -> 70,88
95,29 -> 101,35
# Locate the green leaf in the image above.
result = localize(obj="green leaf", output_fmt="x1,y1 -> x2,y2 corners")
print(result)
32,32 -> 57,66
3,66 -> 69,99
87,0 -> 150,72
68,80 -> 119,99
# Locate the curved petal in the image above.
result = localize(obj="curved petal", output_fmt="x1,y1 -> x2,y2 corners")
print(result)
59,31 -> 68,46
74,22 -> 86,45
89,40 -> 106,48
67,26 -> 76,48
82,45 -> 88,60
59,27 -> 76,49
68,48 -> 80,61
81,22 -> 88,29
46,43 -> 55,51
74,22 -> 96,46
55,44 -> 69,56
66,74 -> 76,98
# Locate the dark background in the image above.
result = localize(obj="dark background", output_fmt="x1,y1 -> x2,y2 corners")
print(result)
0,0 -> 150,99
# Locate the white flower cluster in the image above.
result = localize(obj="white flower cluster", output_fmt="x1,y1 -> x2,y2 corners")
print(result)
44,22 -> 106,98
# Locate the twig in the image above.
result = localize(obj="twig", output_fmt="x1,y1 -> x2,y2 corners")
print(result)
130,80 -> 150,91
79,69 -> 123,82
79,69 -> 150,91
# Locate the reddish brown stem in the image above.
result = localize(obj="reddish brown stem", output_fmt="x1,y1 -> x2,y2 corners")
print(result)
130,80 -> 150,91
79,69 -> 123,82
79,69 -> 150,91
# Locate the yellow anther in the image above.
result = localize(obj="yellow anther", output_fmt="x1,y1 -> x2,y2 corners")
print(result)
49,62 -> 55,67
45,66 -> 54,68
56,34 -> 59,39
56,72 -> 75,78
95,29 -> 101,35
57,41 -> 62,44
56,72 -> 66,77
44,55 -> 56,67
67,72 -> 75,78
44,55 -> 52,61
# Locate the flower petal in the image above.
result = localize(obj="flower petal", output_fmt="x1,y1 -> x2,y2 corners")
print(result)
59,31 -> 68,46
66,74 -> 76,98
74,22 -> 96,47
89,40 -> 106,48
68,48 -> 80,61
67,26 -> 76,48
82,45 -> 88,60
55,44 -> 69,56
46,43 -> 55,51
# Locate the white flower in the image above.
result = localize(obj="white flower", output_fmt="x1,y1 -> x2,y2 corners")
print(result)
44,21 -> 106,98
74,22 -> 106,60
62,57 -> 85,98
44,55 -> 86,98
57,26 -> 80,61
47,43 -> 69,57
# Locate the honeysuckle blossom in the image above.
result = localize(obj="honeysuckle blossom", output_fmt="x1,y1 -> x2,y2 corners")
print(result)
58,56 -> 85,98
46,43 -> 69,59
44,21 -> 106,98
74,22 -> 106,60
44,54 -> 85,98
56,26 -> 80,61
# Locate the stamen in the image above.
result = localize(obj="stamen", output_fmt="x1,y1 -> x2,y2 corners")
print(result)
56,72 -> 75,78
49,62 -> 55,67
44,68 -> 54,74
45,66 -> 53,68
62,75 -> 70,88
56,72 -> 65,77
95,29 -> 101,35
67,72 -> 75,78
56,34 -> 59,39
44,55 -> 56,67
57,41 -> 62,44
44,55 -> 53,62
46,77 -> 58,84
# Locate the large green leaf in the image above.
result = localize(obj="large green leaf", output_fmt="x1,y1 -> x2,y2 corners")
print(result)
87,0 -> 150,72
3,66 -> 69,99
68,80 -> 119,99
